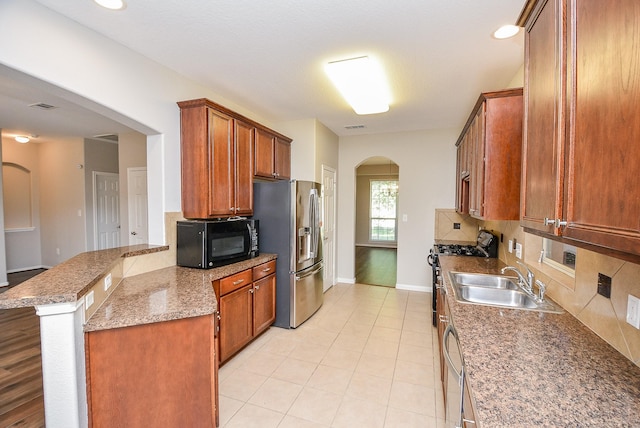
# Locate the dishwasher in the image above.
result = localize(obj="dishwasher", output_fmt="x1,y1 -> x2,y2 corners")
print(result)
443,324 -> 475,428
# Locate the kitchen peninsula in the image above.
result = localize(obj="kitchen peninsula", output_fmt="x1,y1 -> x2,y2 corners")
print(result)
0,244 -> 276,428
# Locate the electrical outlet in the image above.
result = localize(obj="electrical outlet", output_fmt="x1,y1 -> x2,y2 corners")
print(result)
508,240 -> 513,253
515,243 -> 523,259
86,290 -> 94,308
627,295 -> 640,329
104,273 -> 112,291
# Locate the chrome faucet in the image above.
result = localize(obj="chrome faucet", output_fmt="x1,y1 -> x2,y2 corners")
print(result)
501,261 -> 545,301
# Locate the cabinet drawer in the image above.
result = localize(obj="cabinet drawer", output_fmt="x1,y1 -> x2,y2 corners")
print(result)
253,260 -> 276,281
219,269 -> 252,296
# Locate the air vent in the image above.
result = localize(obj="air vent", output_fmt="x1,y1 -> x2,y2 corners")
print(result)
344,124 -> 365,129
28,102 -> 58,110
92,133 -> 119,143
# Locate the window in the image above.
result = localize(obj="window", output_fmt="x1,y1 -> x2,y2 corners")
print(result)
369,180 -> 398,241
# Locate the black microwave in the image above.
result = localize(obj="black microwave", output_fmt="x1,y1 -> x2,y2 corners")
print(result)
176,219 -> 259,269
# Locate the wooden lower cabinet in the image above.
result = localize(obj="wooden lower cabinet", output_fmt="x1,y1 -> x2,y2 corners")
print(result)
85,315 -> 217,428
215,260 -> 277,364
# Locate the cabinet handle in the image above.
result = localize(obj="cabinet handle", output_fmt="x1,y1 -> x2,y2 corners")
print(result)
543,217 -> 554,226
232,279 -> 245,286
249,288 -> 254,294
255,285 -> 260,290
439,315 -> 449,324
262,268 -> 272,273
555,219 -> 568,227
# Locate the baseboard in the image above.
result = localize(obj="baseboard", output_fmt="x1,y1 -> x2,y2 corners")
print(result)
396,283 -> 431,292
337,277 -> 356,284
0,281 -> 9,287
355,243 -> 398,249
7,265 -> 48,274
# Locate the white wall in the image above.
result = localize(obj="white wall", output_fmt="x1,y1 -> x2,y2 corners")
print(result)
118,132 -> 147,245
0,130 -> 7,285
2,136 -> 42,272
0,0 -> 280,245
338,129 -> 457,290
277,119 -> 317,181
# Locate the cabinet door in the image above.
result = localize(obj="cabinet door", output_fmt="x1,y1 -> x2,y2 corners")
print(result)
436,285 -> 448,394
469,107 -> 485,218
562,0 -> 640,254
208,109 -> 236,217
254,128 -> 275,179
234,120 -> 254,215
219,284 -> 253,363
520,0 -> 565,233
253,274 -> 276,336
274,137 -> 291,180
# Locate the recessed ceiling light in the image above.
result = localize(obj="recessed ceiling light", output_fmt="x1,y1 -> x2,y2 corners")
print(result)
493,25 -> 520,39
325,56 -> 390,115
15,136 -> 30,144
94,0 -> 126,10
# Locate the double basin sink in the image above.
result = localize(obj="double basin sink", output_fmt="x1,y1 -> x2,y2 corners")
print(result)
448,272 -> 563,314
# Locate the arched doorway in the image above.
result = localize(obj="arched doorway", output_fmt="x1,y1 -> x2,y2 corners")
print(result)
354,157 -> 399,287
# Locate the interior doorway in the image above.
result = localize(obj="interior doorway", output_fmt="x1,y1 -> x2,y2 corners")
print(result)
354,157 -> 399,287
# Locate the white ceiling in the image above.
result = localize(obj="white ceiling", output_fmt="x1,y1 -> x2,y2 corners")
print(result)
2,0 -> 525,142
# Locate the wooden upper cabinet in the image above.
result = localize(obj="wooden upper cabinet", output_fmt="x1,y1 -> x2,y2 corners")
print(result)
519,0 -> 640,257
254,128 -> 291,180
455,88 -> 523,220
519,0 -> 565,235
179,98 -> 291,219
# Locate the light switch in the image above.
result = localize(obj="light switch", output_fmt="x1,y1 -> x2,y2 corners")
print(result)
104,273 -> 112,291
402,214 -> 408,222
508,240 -> 513,253
86,290 -> 94,308
627,295 -> 640,329
515,243 -> 523,259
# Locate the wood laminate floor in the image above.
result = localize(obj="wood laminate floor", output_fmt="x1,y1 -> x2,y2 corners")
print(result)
355,246 -> 397,288
0,270 -> 45,427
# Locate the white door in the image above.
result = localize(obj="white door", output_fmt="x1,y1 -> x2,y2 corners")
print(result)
127,167 -> 148,245
322,165 -> 337,291
94,172 -> 120,250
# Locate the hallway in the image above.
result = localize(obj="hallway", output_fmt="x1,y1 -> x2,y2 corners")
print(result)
355,246 -> 397,287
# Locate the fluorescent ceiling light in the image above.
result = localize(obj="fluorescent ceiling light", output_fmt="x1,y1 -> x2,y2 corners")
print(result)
15,136 -> 30,143
94,0 -> 126,10
325,56 -> 390,115
493,25 -> 520,39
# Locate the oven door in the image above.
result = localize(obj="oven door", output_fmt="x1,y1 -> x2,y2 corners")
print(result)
443,324 -> 465,428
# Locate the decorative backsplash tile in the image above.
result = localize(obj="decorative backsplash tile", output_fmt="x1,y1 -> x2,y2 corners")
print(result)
434,209 -> 479,242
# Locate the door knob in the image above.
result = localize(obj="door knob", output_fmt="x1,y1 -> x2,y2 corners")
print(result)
131,231 -> 137,235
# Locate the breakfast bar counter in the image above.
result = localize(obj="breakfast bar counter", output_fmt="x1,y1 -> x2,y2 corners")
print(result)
438,255 -> 640,427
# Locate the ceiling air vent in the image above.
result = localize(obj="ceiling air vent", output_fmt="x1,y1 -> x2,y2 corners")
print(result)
344,124 -> 365,130
28,102 -> 58,110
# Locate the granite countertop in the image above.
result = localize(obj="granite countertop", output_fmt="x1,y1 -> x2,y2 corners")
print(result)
438,256 -> 640,427
0,245 -> 168,309
84,254 -> 277,332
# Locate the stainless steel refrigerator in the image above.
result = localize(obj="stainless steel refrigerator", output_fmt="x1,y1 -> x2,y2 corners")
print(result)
253,180 -> 323,328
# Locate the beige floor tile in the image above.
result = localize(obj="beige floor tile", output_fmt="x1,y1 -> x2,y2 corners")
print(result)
218,395 -> 243,427
289,341 -> 330,364
355,353 -> 397,379
247,377 -> 302,413
375,315 -> 404,330
238,351 -> 286,376
348,311 -> 378,326
224,403 -> 284,428
258,334 -> 300,357
306,364 -> 353,394
400,329 -> 433,348
321,346 -> 362,371
287,387 -> 343,425
384,406 -> 438,428
220,369 -> 268,401
393,359 -> 436,388
331,396 -> 387,428
363,337 -> 400,359
402,317 -> 431,334
270,357 -> 318,385
332,332 -> 368,353
345,371 -> 392,405
341,320 -> 374,338
370,325 -> 402,343
388,380 -> 437,417
277,415 -> 329,428
397,342 -> 434,366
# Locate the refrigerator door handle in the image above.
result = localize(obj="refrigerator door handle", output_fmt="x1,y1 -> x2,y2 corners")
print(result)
295,263 -> 323,280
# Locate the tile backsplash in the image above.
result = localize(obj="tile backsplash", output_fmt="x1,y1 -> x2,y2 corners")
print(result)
435,208 -> 640,368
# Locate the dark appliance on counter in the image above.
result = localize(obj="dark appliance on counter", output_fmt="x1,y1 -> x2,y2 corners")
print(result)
428,230 -> 498,326
176,218 -> 259,268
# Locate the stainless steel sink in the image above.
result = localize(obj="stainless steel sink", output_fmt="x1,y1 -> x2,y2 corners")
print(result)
448,271 -> 564,314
